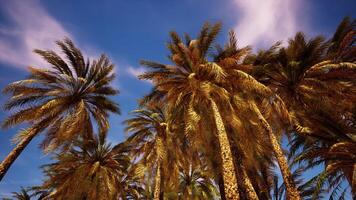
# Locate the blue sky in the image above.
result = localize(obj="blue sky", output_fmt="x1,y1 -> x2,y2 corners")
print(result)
0,0 -> 355,197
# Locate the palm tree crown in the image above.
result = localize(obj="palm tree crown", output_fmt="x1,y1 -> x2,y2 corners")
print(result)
40,138 -> 135,199
0,38 -> 120,181
3,38 -> 120,149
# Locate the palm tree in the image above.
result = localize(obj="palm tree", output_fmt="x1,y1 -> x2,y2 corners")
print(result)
39,137 -> 136,199
245,19 -> 356,196
326,17 -> 355,62
0,38 -> 119,181
213,30 -> 301,199
246,16 -> 356,195
250,31 -> 355,122
124,105 -> 181,200
113,141 -> 148,200
10,187 -> 50,200
227,70 -> 301,199
201,110 -> 262,200
139,22 -> 240,199
290,106 -> 356,198
175,164 -> 218,200
120,166 -> 147,199
11,187 -> 32,200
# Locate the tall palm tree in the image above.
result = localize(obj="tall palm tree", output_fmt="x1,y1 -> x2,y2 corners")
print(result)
214,30 -> 301,199
226,71 -> 301,199
139,23 -> 241,199
0,38 -> 119,181
245,19 -> 356,197
124,105 -> 181,200
198,117 -> 260,200
247,16 -> 356,193
39,138 -> 136,200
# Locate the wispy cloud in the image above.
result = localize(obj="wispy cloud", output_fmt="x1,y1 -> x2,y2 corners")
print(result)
0,0 -> 101,70
127,66 -> 146,77
232,0 -> 305,49
127,66 -> 152,84
0,0 -> 72,69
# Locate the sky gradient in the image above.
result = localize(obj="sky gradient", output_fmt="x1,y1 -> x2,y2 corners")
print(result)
0,0 -> 355,197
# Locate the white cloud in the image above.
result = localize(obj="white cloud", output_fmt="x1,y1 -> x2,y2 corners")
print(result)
127,66 -> 146,77
0,0 -> 72,69
0,0 -> 101,69
232,0 -> 304,49
127,66 -> 152,84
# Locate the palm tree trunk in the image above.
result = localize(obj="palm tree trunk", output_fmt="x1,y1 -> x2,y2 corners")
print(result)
234,147 -> 259,200
239,163 -> 259,200
210,99 -> 240,200
153,163 -> 161,200
154,136 -> 164,200
0,128 -> 38,181
251,103 -> 300,200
